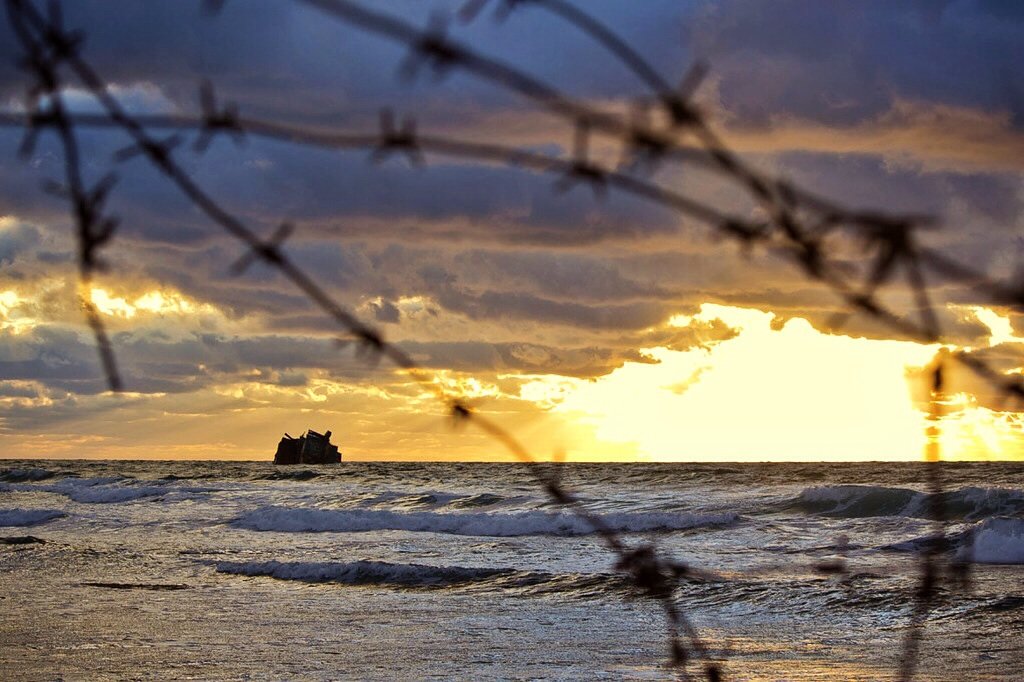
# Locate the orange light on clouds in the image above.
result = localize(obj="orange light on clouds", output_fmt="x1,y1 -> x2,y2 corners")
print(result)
90,287 -> 216,318
4,279 -> 1023,460
938,393 -> 1024,460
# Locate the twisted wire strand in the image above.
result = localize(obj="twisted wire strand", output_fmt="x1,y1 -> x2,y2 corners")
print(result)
6,1 -> 723,676
5,0 -> 1019,678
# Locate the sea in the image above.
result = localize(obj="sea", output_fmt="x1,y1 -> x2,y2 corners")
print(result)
1,460 -> 1023,681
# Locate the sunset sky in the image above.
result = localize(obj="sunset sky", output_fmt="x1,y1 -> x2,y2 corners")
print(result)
1,0 -> 1023,461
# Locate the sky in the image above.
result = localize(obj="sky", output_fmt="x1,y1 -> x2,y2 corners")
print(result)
0,0 -> 1022,461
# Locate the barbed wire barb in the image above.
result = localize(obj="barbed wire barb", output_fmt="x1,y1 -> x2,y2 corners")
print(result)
6,0 -> 123,392
195,79 -> 244,152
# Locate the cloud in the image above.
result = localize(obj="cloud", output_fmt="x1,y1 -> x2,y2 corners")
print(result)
0,1 -> 1022,459
367,298 -> 401,323
719,100 -> 1024,173
689,0 -> 1024,128
0,219 -> 41,266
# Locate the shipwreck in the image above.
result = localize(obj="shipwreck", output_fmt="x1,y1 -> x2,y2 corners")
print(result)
274,428 -> 341,465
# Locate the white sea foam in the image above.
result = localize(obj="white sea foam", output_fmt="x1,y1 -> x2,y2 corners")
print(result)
232,506 -> 738,537
884,517 -> 1024,565
0,508 -> 65,527
60,485 -> 169,504
965,518 -> 1024,565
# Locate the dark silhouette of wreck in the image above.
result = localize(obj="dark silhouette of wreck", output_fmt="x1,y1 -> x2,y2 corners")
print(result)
274,429 -> 341,464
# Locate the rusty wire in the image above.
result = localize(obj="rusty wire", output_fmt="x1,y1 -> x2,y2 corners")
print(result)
5,0 -> 1019,678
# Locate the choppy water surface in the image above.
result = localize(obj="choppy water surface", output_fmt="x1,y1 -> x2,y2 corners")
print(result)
2,460 -> 1023,680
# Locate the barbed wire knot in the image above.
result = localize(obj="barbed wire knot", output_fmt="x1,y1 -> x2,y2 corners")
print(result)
229,222 -> 294,275
399,14 -> 463,81
114,134 -> 184,170
195,80 -> 244,152
554,121 -> 607,198
370,108 -> 424,166
660,61 -> 708,128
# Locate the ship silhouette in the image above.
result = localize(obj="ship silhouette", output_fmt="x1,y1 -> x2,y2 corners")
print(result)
273,428 -> 341,464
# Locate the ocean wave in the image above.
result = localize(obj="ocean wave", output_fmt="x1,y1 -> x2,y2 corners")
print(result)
159,473 -> 220,481
357,489 -> 520,511
60,485 -> 169,504
447,493 -> 508,509
232,506 -> 738,537
0,468 -> 57,483
213,559 -> 632,596
255,469 -> 321,481
215,559 -> 515,587
17,478 -> 165,503
0,508 -> 65,527
966,518 -> 1024,564
7,476 -> 217,504
884,518 -> 1024,565
791,485 -> 1024,520
383,492 -> 454,508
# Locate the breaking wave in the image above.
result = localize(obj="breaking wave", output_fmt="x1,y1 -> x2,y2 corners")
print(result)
59,483 -> 169,504
0,468 -> 57,483
0,508 -> 65,527
232,506 -> 738,537
791,485 -> 1024,520
6,477 -> 218,504
215,559 -> 515,587
213,559 -> 632,596
447,493 -> 508,508
969,518 -> 1024,564
884,518 -> 1024,565
353,489 -> 524,511
255,469 -> 321,481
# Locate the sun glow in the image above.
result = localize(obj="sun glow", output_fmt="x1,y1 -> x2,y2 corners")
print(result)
968,305 -> 1024,347
525,304 -> 1024,461
0,289 -> 37,334
939,393 -> 1024,459
535,304 -> 946,461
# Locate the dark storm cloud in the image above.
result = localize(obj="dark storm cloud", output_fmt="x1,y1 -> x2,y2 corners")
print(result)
0,323 -> 391,397
2,131 -> 1016,350
0,112 -> 682,260
451,250 -> 678,303
0,0 -> 689,123
434,287 -> 674,330
0,313 -> 729,402
0,326 -> 111,395
1,0 -> 1017,132
0,221 -> 40,266
401,340 -> 660,378
689,0 -> 1024,128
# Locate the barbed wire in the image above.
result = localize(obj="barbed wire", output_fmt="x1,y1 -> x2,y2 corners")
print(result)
5,0 -> 1019,678
5,0 -> 122,391
4,0 -> 725,677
